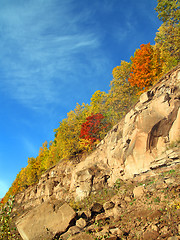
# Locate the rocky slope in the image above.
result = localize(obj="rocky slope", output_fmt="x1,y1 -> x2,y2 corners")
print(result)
12,161 -> 180,240
11,64 -> 180,239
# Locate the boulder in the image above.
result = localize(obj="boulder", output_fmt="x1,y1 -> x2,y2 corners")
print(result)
133,185 -> 145,198
167,237 -> 180,240
90,203 -> 104,214
76,218 -> 86,228
60,226 -> 81,240
95,212 -> 107,221
68,232 -> 94,240
103,201 -> 115,210
113,206 -> 122,221
16,201 -> 76,240
110,228 -> 123,236
71,168 -> 93,201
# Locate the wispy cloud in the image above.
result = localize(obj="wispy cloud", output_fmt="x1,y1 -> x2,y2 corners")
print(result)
0,0 -> 101,110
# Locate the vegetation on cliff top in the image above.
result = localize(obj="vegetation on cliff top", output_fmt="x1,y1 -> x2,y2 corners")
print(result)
1,0 -> 180,204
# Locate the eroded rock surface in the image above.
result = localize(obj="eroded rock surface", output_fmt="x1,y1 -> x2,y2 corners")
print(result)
70,65 -> 180,200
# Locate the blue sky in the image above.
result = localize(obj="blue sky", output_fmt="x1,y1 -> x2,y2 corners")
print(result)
0,0 -> 161,198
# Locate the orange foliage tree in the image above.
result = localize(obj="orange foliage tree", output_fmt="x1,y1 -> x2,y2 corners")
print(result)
128,43 -> 158,91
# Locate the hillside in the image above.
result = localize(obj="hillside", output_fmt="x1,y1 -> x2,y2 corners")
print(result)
0,1 -> 180,239
9,162 -> 180,240
2,0 -> 180,205
1,63 -> 178,240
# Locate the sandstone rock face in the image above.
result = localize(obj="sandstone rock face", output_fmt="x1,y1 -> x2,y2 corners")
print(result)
14,64 -> 180,240
16,201 -> 76,240
70,65 -> 180,199
15,65 -> 180,209
169,108 -> 180,143
15,160 -> 74,210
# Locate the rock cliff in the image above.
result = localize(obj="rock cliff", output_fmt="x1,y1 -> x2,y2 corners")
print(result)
14,65 -> 180,239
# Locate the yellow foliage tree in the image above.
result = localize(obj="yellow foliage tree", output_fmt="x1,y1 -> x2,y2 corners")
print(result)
54,103 -> 90,160
106,60 -> 137,124
155,0 -> 180,73
89,90 -> 107,115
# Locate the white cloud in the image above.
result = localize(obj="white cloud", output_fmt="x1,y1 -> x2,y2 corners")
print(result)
0,0 -> 102,110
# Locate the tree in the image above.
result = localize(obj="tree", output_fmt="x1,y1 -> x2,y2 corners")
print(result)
106,60 -> 137,124
37,141 -> 50,174
80,113 -> 109,148
90,90 -> 107,115
46,141 -> 59,167
26,157 -> 40,185
155,0 -> 180,72
152,44 -> 163,79
155,0 -> 180,24
54,103 -> 90,159
128,43 -> 157,91
155,21 -> 180,72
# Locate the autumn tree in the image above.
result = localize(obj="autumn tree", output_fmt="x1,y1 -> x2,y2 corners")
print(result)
16,167 -> 29,191
54,103 -> 90,159
36,141 -> 51,174
128,43 -> 160,91
2,169 -> 28,204
151,44 -> 163,80
106,61 -> 137,124
46,141 -> 59,167
25,157 -> 40,185
155,0 -> 180,24
155,0 -> 180,72
90,90 -> 107,115
80,113 -> 110,148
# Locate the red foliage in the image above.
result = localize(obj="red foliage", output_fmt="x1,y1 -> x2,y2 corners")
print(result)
80,113 -> 108,146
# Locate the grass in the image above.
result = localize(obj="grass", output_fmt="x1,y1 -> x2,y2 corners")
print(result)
153,196 -> 160,203
166,138 -> 180,150
68,186 -> 117,212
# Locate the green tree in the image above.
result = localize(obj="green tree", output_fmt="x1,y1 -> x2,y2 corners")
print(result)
155,22 -> 180,73
155,0 -> 180,72
155,0 -> 180,24
107,60 -> 137,124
